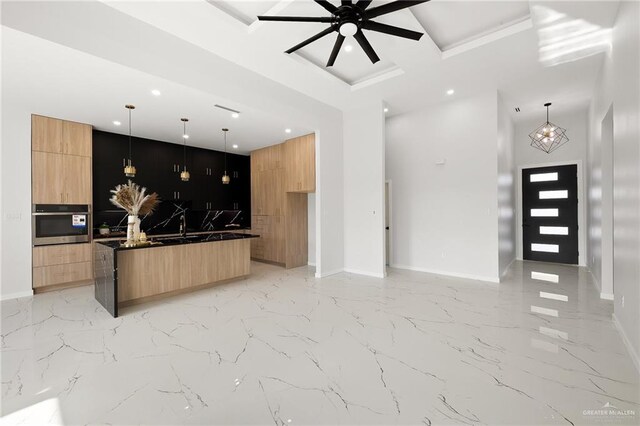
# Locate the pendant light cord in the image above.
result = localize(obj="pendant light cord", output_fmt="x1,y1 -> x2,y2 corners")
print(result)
546,105 -> 549,124
224,130 -> 228,173
128,107 -> 132,166
183,120 -> 187,171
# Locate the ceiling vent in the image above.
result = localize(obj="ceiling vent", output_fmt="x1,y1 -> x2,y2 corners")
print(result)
214,104 -> 241,114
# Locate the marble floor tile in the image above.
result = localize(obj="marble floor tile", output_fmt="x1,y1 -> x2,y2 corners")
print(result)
1,261 -> 638,425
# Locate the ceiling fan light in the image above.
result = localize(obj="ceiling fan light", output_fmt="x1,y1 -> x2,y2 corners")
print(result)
339,22 -> 358,37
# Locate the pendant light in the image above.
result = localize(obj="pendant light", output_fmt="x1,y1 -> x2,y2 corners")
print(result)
222,128 -> 230,185
124,104 -> 136,177
180,118 -> 190,182
529,103 -> 569,154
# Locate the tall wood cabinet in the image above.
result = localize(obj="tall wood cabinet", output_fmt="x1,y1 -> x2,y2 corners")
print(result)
251,133 -> 314,268
31,115 -> 93,292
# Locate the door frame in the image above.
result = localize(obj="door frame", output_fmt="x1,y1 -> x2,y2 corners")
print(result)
385,179 -> 393,268
516,160 -> 586,266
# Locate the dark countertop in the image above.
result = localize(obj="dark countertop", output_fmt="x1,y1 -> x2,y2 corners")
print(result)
96,232 -> 260,251
93,227 -> 251,240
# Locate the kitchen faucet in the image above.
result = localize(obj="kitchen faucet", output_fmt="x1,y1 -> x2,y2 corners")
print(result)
179,214 -> 187,238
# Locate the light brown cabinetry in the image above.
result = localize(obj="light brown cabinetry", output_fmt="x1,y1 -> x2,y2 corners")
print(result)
32,114 -> 92,157
62,120 -> 92,157
32,244 -> 92,289
31,115 -> 93,292
117,239 -> 251,304
250,134 -> 314,268
63,155 -> 92,204
33,244 -> 92,267
32,151 -> 64,204
32,115 -> 63,153
285,134 -> 315,193
32,151 -> 91,204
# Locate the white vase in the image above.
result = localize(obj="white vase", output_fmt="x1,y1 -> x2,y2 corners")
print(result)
126,215 -> 137,244
133,216 -> 141,241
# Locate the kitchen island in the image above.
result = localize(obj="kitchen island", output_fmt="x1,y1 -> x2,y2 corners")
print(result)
94,233 -> 258,317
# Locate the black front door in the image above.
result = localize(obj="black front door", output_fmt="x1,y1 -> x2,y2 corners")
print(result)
523,164 -> 578,264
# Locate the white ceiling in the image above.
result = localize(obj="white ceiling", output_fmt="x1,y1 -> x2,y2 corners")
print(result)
1,26 -> 315,154
1,0 -> 621,146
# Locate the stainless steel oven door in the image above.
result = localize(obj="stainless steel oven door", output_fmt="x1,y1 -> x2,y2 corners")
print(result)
32,212 -> 90,246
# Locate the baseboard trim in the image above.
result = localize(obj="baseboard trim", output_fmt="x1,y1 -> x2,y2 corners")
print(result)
0,290 -> 34,301
343,268 -> 385,279
600,292 -> 614,301
612,313 -> 640,374
315,268 -> 343,278
390,264 -> 500,283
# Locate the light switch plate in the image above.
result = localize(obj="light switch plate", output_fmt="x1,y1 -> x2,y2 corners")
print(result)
4,212 -> 22,221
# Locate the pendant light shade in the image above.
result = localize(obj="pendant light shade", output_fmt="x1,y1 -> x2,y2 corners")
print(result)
529,103 -> 569,154
222,128 -> 230,185
180,118 -> 190,182
124,104 -> 136,177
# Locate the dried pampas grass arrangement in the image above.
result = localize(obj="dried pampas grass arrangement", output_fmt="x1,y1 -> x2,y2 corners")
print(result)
110,180 -> 160,216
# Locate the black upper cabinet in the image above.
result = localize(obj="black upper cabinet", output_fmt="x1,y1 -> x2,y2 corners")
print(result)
227,155 -> 250,211
93,131 -> 130,212
93,130 -> 251,223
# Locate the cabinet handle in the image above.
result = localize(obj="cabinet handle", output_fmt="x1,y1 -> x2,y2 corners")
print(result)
177,192 -> 180,199
123,158 -> 126,167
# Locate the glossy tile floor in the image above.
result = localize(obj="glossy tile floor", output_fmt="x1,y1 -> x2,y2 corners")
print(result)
1,261 -> 638,425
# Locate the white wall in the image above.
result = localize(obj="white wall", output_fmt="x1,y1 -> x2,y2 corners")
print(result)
588,102 -> 614,297
307,193 -> 315,266
386,90 -> 500,282
514,108 -> 589,266
497,94 -> 516,278
588,0 -> 640,370
0,103 -> 33,300
343,103 -> 386,278
608,0 -> 639,369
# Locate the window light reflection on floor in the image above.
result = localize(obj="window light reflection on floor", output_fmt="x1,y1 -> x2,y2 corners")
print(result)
531,271 -> 560,283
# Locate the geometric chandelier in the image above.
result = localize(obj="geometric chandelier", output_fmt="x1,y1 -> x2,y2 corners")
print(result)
529,102 -> 569,154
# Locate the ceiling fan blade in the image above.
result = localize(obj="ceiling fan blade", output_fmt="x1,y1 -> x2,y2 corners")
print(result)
327,34 -> 346,67
314,0 -> 338,14
365,0 -> 430,19
361,21 -> 423,40
286,26 -> 336,54
341,0 -> 352,5
356,0 -> 373,10
354,30 -> 380,64
258,16 -> 334,23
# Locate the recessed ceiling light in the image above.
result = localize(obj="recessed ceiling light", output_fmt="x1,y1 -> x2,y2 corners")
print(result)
183,134 -> 189,139
285,128 -> 292,133
232,144 -> 239,149
231,112 -> 239,118
446,89 -> 455,95
151,89 -> 161,96
344,44 -> 353,52
113,120 -> 121,126
384,107 -> 389,113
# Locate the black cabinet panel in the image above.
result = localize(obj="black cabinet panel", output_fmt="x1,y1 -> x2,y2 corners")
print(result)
93,130 -> 251,234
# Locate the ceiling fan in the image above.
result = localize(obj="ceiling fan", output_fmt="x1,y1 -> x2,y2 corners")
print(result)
257,0 -> 430,67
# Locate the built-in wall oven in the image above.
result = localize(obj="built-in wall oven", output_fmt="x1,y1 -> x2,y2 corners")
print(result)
32,204 -> 90,246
